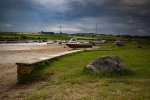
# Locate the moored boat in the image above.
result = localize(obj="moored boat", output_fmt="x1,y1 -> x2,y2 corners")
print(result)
66,38 -> 92,48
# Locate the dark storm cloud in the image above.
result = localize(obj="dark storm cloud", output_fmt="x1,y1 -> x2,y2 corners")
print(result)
65,0 -> 150,35
0,0 -> 61,31
0,0 -> 150,35
67,0 -> 150,21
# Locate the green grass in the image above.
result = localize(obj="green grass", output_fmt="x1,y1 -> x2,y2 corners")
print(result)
23,41 -> 150,100
0,34 -> 71,40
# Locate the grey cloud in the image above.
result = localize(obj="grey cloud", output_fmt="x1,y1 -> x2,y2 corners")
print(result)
0,0 -> 149,35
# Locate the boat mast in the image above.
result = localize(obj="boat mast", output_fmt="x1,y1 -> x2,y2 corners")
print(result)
58,16 -> 62,34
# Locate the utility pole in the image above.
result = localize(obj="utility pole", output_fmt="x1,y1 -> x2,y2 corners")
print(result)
58,16 -> 62,34
103,26 -> 105,34
96,24 -> 97,34
104,30 -> 105,34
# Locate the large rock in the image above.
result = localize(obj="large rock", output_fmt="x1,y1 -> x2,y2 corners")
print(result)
87,56 -> 124,72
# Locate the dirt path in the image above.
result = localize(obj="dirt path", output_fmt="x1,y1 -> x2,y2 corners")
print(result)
0,43 -> 72,99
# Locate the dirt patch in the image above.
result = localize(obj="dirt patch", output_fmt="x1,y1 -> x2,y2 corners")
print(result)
0,43 -> 72,99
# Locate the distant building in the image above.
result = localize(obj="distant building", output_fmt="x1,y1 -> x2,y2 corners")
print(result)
41,31 -> 54,35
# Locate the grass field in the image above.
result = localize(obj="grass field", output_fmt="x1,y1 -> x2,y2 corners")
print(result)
0,34 -> 71,40
24,40 -> 150,100
0,33 -> 126,40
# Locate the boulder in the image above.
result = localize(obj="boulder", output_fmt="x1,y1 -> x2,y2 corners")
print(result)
87,56 -> 124,72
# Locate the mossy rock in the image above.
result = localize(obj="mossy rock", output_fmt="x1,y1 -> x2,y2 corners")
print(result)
87,56 -> 125,72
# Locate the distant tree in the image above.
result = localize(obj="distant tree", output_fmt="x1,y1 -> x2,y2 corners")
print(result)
0,36 -> 3,39
15,37 -> 19,39
38,37 -> 41,40
21,36 -> 28,40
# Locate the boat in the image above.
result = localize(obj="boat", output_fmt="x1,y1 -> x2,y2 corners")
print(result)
66,38 -> 92,48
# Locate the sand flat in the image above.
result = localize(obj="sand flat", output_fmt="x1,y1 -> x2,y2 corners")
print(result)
0,43 -> 72,98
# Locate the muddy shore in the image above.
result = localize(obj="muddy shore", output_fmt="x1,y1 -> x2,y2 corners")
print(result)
0,43 -> 72,99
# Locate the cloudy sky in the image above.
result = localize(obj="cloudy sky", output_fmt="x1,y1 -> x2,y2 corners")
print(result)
0,0 -> 150,35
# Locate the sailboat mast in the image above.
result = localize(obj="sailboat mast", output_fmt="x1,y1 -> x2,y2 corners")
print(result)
58,16 -> 62,34
96,24 -> 97,34
59,20 -> 62,34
